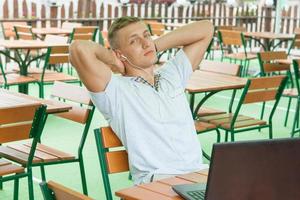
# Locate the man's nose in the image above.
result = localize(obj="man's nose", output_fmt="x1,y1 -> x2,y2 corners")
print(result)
141,38 -> 150,48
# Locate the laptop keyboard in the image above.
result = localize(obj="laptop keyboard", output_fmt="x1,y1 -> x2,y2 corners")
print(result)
187,190 -> 205,200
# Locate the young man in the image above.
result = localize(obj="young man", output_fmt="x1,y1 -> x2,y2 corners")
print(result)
69,17 -> 214,185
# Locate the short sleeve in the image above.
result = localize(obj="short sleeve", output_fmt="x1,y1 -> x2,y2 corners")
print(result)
160,49 -> 193,88
89,75 -> 120,121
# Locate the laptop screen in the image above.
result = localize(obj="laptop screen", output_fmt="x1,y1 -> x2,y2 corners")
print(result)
206,138 -> 300,200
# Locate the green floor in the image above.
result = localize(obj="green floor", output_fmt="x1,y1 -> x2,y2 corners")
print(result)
0,59 -> 298,200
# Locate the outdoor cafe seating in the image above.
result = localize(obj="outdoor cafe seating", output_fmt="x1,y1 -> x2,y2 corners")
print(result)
1,0 -> 300,199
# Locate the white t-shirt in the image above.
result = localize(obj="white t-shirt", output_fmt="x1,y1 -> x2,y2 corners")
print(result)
90,49 -> 207,185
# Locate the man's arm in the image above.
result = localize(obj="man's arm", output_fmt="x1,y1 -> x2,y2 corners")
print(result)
154,20 -> 214,71
69,40 -> 124,92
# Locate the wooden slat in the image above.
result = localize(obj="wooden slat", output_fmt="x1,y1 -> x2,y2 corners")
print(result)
14,25 -> 31,32
47,181 -> 93,200
199,60 -> 240,76
219,30 -> 242,45
55,105 -> 89,124
0,124 -> 31,143
139,182 -> 182,199
263,63 -> 290,73
7,144 -> 59,162
25,143 -> 75,161
244,89 -> 278,104
248,76 -> 285,90
101,127 -> 122,148
73,27 -> 97,34
176,172 -> 208,183
51,81 -> 91,105
158,177 -> 195,186
197,107 -> 226,117
194,121 -> 216,132
116,186 -> 173,200
222,119 -> 267,129
49,54 -> 69,64
29,72 -> 78,83
73,34 -> 94,40
210,115 -> 251,125
0,104 -> 39,124
0,163 -> 24,176
259,51 -> 287,61
200,113 -> 234,122
106,150 -> 129,174
0,159 -> 11,166
50,45 -> 69,54
0,146 -> 42,164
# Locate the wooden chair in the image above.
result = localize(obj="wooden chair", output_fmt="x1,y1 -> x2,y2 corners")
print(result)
0,104 -> 47,200
218,30 -> 257,76
7,81 -> 95,195
145,20 -> 166,36
28,45 -> 80,98
257,51 -> 293,126
196,60 -> 241,117
68,26 -> 98,43
285,59 -> 300,137
14,25 -> 36,40
199,76 -> 287,141
1,22 -> 27,39
94,127 -> 129,200
40,181 -> 93,200
0,56 -> 38,89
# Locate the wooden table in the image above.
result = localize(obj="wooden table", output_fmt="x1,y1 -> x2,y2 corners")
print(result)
0,39 -> 68,93
186,70 -> 246,117
244,31 -> 294,51
32,27 -> 72,37
0,88 -> 71,114
116,169 -> 209,200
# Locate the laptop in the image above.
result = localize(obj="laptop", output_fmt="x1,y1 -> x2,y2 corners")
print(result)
172,138 -> 300,200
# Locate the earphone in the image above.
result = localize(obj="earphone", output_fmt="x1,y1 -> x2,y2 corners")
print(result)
121,54 -> 152,77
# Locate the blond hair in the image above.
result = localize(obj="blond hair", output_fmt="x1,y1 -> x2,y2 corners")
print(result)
108,16 -> 142,49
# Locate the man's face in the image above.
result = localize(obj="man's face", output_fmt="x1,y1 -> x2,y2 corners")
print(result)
116,21 -> 157,69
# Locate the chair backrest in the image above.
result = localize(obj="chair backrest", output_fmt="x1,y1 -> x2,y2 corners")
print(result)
218,30 -> 244,46
199,60 -> 241,76
51,81 -> 94,124
50,81 -> 95,155
69,26 -> 98,43
146,21 -> 165,36
61,22 -> 82,29
0,104 -> 47,165
1,22 -> 27,39
228,75 -> 287,129
217,25 -> 246,32
40,181 -> 93,200
14,25 -> 35,40
292,59 -> 300,95
94,126 -> 129,200
257,51 -> 290,76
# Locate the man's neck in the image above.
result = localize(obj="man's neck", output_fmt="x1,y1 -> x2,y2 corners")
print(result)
125,65 -> 155,85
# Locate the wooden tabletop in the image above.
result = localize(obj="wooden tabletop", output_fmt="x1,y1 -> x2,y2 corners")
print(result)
186,70 -> 247,93
116,169 -> 209,200
32,27 -> 72,36
0,39 -> 68,49
244,32 -> 294,40
0,89 -> 72,114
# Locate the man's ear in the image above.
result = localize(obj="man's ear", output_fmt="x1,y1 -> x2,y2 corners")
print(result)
114,49 -> 126,61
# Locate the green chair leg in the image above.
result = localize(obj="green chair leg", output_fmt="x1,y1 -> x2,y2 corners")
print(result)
268,124 -> 273,139
40,165 -> 46,181
79,158 -> 88,195
291,99 -> 300,137
230,131 -> 235,142
28,170 -> 34,200
13,178 -> 19,200
0,176 -> 3,189
284,97 -> 292,127
225,131 -> 229,142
